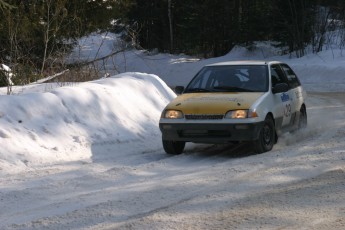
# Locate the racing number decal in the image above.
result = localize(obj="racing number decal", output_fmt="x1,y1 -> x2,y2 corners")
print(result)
281,92 -> 292,126
284,103 -> 291,117
282,102 -> 292,126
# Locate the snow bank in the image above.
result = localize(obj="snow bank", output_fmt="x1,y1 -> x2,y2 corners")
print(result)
0,73 -> 175,173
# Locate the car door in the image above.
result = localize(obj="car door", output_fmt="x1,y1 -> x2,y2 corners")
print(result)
280,63 -> 304,118
270,64 -> 296,130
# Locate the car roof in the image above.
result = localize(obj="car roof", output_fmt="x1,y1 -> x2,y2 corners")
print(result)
206,60 -> 283,66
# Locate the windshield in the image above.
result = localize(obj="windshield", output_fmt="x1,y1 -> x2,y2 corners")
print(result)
185,65 -> 269,93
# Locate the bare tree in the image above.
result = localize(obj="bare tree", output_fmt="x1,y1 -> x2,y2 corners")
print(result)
41,0 -> 68,76
168,0 -> 173,53
312,6 -> 331,53
0,0 -> 14,10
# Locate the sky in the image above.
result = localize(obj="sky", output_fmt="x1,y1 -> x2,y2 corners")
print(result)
0,32 -> 345,229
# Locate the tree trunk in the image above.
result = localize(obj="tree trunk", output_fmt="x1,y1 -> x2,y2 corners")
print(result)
168,0 -> 173,53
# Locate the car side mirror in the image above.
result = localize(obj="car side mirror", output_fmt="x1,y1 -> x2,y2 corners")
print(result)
175,86 -> 185,94
272,83 -> 289,94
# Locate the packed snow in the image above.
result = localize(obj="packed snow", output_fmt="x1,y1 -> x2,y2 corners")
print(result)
0,33 -> 345,229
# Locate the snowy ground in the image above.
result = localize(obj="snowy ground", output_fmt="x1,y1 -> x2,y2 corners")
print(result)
1,34 -> 345,229
1,92 -> 344,230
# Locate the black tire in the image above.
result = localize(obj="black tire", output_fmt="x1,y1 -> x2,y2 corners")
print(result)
253,115 -> 275,153
298,105 -> 307,129
162,140 -> 185,155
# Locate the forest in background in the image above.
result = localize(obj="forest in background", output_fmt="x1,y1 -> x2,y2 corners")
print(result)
129,0 -> 345,57
1,0 -> 345,87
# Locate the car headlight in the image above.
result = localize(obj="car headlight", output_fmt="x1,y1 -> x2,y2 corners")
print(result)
162,110 -> 184,119
224,110 -> 258,119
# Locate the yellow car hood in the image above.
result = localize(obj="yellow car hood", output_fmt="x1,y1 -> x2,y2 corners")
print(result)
166,92 -> 264,114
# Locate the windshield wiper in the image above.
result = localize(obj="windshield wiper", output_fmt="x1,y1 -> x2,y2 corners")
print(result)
213,86 -> 254,92
185,88 -> 212,93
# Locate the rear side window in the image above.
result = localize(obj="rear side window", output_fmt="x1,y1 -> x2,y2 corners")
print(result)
280,64 -> 301,88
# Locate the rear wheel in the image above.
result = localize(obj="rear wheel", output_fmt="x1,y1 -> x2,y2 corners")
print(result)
162,140 -> 185,155
253,115 -> 275,153
298,105 -> 307,129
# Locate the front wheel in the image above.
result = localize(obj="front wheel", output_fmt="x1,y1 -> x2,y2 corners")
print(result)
162,140 -> 185,155
253,116 -> 275,153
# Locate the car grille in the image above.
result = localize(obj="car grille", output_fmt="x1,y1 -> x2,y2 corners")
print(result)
185,114 -> 224,120
180,130 -> 231,137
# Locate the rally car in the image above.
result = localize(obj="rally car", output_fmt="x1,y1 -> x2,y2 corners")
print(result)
159,60 -> 307,154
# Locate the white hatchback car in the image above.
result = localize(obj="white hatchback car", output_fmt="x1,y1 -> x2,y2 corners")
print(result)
159,60 -> 307,154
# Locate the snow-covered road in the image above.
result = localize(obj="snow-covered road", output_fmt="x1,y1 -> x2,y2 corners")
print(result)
1,92 -> 344,230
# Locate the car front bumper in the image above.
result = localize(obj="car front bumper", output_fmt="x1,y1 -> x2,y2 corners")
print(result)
159,121 -> 265,144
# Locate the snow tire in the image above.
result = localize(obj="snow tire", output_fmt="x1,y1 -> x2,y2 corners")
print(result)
162,140 -> 185,155
253,115 -> 275,153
